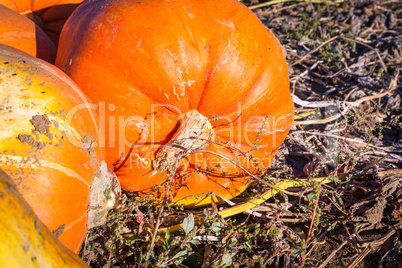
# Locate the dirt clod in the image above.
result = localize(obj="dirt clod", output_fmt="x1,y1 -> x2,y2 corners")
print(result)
52,224 -> 65,238
17,134 -> 46,152
30,114 -> 53,140
82,135 -> 97,167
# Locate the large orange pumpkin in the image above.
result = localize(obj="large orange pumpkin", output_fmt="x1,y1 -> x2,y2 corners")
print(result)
56,0 -> 294,207
0,4 -> 56,63
0,44 -> 120,253
0,0 -> 84,45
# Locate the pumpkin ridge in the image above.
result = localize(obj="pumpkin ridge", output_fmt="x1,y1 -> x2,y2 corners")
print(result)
0,155 -> 91,187
197,65 -> 266,115
196,64 -> 213,112
98,45 -> 183,115
195,2 -> 269,114
196,62 -> 264,114
9,0 -> 19,11
134,82 -> 176,113
225,68 -> 267,117
194,8 -> 216,112
225,76 -> 269,117
185,1 -> 211,110
60,211 -> 86,235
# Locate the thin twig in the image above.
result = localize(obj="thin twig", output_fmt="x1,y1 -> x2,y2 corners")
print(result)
300,192 -> 320,268
346,228 -> 398,268
144,157 -> 182,267
194,149 -> 300,196
256,2 -> 306,17
293,69 -> 399,125
291,36 -> 388,74
341,36 -> 388,74
294,112 -> 343,125
291,36 -> 339,67
249,0 -> 344,10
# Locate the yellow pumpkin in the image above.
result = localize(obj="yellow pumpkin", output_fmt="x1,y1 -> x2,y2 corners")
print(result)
0,168 -> 87,267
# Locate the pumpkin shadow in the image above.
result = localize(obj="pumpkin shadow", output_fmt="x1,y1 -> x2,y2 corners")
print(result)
34,24 -> 56,64
34,4 -> 82,46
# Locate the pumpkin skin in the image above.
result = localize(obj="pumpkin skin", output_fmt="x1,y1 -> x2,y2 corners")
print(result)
0,169 -> 87,268
56,0 -> 294,207
0,44 -> 119,253
0,0 -> 84,45
0,4 -> 56,63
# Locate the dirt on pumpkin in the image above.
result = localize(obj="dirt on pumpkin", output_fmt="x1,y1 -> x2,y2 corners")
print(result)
80,1 -> 401,267
82,134 -> 97,167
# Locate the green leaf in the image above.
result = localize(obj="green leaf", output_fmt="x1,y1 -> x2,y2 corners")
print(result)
294,249 -> 302,255
203,208 -> 209,218
172,249 -> 188,260
221,252 -> 234,266
165,229 -> 170,244
182,213 -> 195,235
189,239 -> 201,245
309,193 -> 317,202
210,222 -> 222,233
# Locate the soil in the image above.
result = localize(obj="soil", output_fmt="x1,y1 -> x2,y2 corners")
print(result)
16,114 -> 54,152
17,134 -> 47,152
80,1 -> 401,267
30,114 -> 53,140
82,134 -> 97,167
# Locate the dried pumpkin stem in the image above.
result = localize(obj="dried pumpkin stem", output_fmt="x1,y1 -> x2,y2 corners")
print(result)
153,110 -> 215,172
20,10 -> 44,28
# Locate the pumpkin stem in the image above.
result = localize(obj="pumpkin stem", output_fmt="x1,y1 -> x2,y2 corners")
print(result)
153,110 -> 215,172
87,161 -> 121,229
20,10 -> 44,28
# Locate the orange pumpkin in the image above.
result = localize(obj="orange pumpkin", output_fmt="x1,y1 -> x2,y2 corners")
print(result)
0,0 -> 84,45
56,0 -> 294,207
0,44 -> 120,253
0,4 -> 56,63
0,169 -> 87,267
